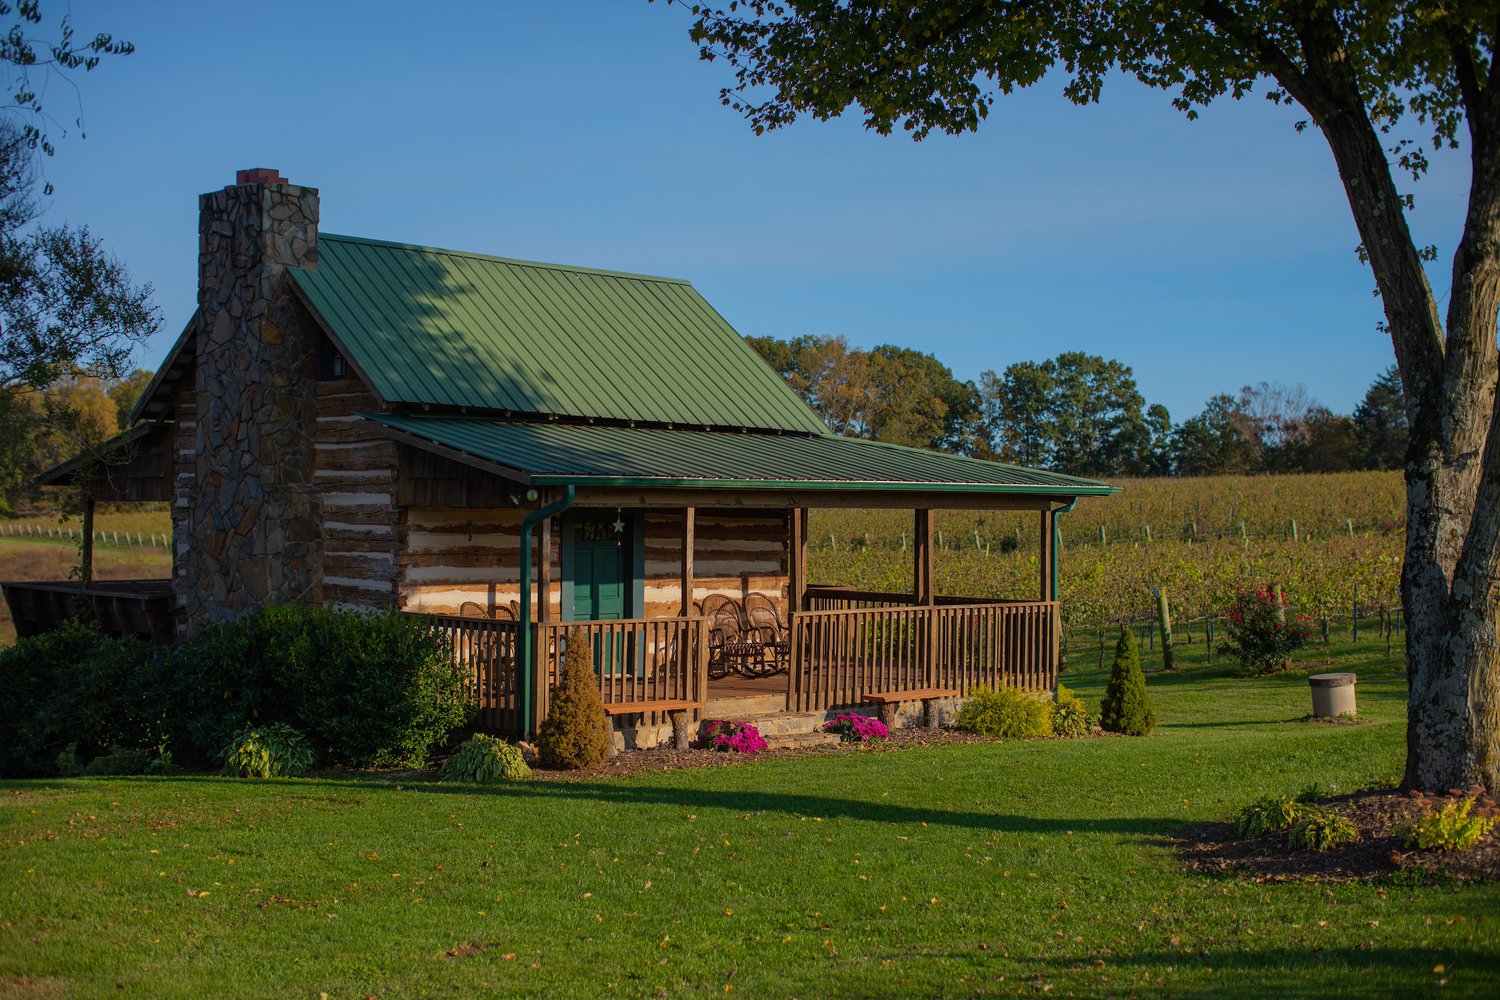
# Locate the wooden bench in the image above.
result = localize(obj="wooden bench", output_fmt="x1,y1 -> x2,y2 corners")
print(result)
863,688 -> 959,729
601,699 -> 701,751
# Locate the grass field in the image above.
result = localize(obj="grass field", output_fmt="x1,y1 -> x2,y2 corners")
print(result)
4,636 -> 1497,998
0,538 -> 170,645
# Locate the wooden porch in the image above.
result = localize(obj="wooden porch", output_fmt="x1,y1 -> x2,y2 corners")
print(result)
427,589 -> 1058,737
1,579 -> 176,646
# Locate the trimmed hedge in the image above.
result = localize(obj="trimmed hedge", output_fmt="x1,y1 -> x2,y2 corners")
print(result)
0,620 -> 159,776
0,605 -> 471,776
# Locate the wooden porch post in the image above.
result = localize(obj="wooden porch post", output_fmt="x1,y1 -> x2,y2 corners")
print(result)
789,507 -> 807,612
80,496 -> 95,584
681,506 -> 695,615
914,508 -> 934,604
1038,508 -> 1055,602
915,508 -> 936,687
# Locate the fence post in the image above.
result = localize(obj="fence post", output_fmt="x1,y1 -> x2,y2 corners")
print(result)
1155,588 -> 1175,670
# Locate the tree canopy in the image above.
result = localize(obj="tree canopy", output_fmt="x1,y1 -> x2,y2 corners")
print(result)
0,4 -> 156,512
670,0 -> 1500,791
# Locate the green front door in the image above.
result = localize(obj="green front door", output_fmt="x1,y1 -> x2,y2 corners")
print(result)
571,513 -> 628,621
570,513 -> 632,675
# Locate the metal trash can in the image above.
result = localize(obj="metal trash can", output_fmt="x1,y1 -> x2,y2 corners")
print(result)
1308,672 -> 1357,718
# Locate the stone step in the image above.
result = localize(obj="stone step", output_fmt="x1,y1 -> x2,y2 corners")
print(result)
704,693 -> 789,718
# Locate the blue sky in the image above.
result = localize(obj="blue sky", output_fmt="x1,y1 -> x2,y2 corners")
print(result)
36,1 -> 1469,420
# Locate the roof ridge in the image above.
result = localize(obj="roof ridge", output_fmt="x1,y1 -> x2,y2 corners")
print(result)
318,233 -> 693,286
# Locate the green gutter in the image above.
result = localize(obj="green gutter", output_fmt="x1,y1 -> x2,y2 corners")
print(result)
519,486 -> 575,739
1051,497 -> 1080,601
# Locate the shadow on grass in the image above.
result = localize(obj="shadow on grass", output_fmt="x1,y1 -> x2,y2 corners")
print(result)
53,773 -> 1186,841
1041,944 -> 1500,991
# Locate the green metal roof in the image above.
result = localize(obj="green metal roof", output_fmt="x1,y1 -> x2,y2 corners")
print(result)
365,414 -> 1116,495
292,235 -> 827,433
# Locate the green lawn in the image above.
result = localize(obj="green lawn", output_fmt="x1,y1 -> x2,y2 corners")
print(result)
3,637 -> 1497,998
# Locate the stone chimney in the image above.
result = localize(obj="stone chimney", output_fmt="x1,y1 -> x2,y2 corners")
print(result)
178,169 -> 324,633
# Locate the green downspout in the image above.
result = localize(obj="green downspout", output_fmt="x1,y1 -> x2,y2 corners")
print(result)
519,486 -> 575,739
1051,497 -> 1079,601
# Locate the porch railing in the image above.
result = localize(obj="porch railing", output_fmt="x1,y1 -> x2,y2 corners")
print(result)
423,601 -> 1054,733
426,614 -> 523,733
535,616 -> 709,729
786,600 -> 1058,714
1,579 -> 175,646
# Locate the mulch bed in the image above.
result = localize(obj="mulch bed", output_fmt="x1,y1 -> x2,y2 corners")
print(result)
355,727 -> 1072,785
1177,788 -> 1500,883
522,726 -> 1012,781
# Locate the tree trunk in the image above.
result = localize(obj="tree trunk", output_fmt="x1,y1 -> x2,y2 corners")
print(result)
1277,21 -> 1500,791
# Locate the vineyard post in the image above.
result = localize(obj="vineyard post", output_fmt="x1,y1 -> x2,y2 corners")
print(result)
1239,521 -> 1247,547
1156,588 -> 1175,670
1099,525 -> 1106,545
1345,518 -> 1354,537
1206,616 -> 1214,663
1353,597 -> 1359,643
1290,519 -> 1298,543
1273,583 -> 1289,669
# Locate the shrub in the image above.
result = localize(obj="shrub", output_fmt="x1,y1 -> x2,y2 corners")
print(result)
1099,628 -> 1156,736
1396,796 -> 1497,851
441,734 -> 531,783
1235,794 -> 1309,838
536,630 -> 611,770
161,614 -> 284,766
1051,684 -> 1094,738
1287,806 -> 1359,852
952,686 -> 1052,739
220,723 -> 315,779
703,719 -> 769,753
824,713 -> 888,744
83,747 -> 155,776
164,604 -> 470,769
1220,587 -> 1313,675
259,605 -> 471,768
0,620 -> 161,776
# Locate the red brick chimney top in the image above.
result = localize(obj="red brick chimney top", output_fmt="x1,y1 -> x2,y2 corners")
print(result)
235,167 -> 287,186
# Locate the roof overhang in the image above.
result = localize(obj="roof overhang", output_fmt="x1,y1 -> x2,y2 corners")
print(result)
36,422 -> 173,502
362,413 -> 1119,502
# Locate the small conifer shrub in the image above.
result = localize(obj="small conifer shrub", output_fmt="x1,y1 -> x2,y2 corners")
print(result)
536,630 -> 612,770
441,734 -> 531,783
1099,628 -> 1156,736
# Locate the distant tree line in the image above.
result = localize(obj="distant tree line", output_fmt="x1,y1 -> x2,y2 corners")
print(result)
747,334 -> 1407,478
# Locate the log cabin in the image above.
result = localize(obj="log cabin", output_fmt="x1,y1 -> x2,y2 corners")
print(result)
12,168 -> 1117,747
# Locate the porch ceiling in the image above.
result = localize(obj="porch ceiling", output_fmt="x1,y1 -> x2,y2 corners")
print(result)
362,414 -> 1116,496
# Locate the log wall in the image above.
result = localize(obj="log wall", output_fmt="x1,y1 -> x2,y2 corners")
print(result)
315,379 -> 402,607
400,508 -> 790,618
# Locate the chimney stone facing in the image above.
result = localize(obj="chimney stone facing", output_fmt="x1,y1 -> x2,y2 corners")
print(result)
178,172 -> 324,633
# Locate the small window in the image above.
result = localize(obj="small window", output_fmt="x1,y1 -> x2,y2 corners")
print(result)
317,333 -> 350,380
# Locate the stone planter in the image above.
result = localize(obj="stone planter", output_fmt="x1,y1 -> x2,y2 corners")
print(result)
1308,672 -> 1357,718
